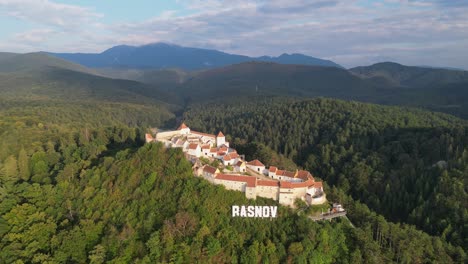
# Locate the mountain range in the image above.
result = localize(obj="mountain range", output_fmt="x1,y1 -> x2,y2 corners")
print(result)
49,42 -> 343,70
2,47 -> 468,119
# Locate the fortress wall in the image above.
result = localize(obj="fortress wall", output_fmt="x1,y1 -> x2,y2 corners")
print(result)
256,186 -> 279,200
214,179 -> 246,192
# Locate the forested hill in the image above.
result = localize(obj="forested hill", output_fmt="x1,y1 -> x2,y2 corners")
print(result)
184,97 -> 468,250
0,91 -> 467,261
350,62 -> 468,88
168,61 -> 468,119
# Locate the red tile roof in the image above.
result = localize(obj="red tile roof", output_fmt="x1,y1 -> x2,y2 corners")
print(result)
215,174 -> 257,187
297,170 -> 312,180
219,146 -> 228,152
223,155 -> 232,161
280,179 -> 314,189
314,181 -> 323,188
257,180 -> 279,187
191,131 -> 216,138
269,166 -> 277,173
145,133 -> 153,140
217,131 -> 225,137
188,143 -> 199,150
280,181 -> 293,188
201,145 -> 210,150
247,159 -> 265,167
177,123 -> 188,130
203,166 -> 218,174
210,148 -> 217,152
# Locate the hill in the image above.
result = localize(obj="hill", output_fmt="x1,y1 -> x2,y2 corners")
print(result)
96,67 -> 190,87
0,52 -> 98,75
350,62 -> 468,88
0,53 -> 466,262
0,96 -> 466,262
49,42 -> 343,70
170,61 -> 468,119
178,62 -> 385,102
0,52 -> 182,107
184,97 -> 468,250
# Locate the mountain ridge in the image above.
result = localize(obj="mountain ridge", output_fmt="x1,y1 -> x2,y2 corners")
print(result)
48,42 -> 343,70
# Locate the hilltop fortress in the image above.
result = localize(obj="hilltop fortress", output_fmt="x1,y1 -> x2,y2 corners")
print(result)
146,123 -> 326,207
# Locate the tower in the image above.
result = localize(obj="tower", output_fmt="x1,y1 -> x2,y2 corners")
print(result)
216,131 -> 226,146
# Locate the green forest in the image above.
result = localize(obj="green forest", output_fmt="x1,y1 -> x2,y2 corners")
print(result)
0,95 -> 466,263
184,97 -> 468,249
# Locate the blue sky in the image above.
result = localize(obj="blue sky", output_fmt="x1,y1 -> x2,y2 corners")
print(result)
0,0 -> 467,69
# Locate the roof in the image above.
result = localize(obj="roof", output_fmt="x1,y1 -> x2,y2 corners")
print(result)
247,159 -> 265,167
257,180 -> 279,187
215,174 -> 257,187
275,169 -> 296,178
201,145 -> 211,150
210,148 -> 217,153
219,146 -> 228,152
314,181 -> 323,188
223,155 -> 232,161
217,131 -> 225,137
188,143 -> 199,150
203,166 -> 218,174
177,123 -> 188,130
269,166 -> 277,173
280,179 -> 314,189
235,161 -> 245,167
191,131 -> 216,138
145,133 -> 153,140
297,170 -> 313,180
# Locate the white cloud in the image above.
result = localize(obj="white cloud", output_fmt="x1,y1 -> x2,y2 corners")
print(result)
0,0 -> 102,30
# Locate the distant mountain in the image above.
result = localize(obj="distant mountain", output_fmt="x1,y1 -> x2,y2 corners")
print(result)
257,53 -> 341,68
0,52 -> 181,106
350,62 -> 468,88
48,42 -> 343,70
177,61 -> 386,102
0,52 -> 98,75
97,67 -> 190,87
172,61 -> 468,119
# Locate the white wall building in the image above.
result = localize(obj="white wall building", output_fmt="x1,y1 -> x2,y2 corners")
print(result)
246,159 -> 265,174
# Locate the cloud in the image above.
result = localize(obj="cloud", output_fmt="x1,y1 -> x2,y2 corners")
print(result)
0,0 -> 102,30
1,0 -> 468,69
13,28 -> 58,44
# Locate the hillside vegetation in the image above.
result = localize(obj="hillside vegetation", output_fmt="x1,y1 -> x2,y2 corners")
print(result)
0,53 -> 466,262
184,97 -> 468,249
0,123 -> 464,263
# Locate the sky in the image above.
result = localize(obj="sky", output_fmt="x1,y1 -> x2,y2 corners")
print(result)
0,0 -> 467,69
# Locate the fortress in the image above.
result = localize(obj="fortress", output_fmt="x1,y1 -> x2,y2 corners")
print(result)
146,123 -> 326,207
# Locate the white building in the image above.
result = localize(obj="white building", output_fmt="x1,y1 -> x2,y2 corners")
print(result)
216,131 -> 229,147
187,143 -> 201,157
234,161 -> 246,173
246,159 -> 265,174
